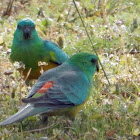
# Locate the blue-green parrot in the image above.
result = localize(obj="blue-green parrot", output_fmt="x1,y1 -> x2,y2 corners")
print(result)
0,52 -> 99,126
10,18 -> 69,80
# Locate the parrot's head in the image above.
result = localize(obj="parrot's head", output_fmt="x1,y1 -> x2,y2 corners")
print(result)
66,52 -> 99,80
14,19 -> 39,41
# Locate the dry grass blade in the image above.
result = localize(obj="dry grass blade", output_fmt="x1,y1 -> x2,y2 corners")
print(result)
72,0 -> 111,86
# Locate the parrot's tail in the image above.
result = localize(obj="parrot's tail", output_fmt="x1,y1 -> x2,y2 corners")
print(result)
0,104 -> 47,126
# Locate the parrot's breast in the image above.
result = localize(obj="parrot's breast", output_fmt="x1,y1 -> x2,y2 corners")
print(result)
22,62 -> 58,80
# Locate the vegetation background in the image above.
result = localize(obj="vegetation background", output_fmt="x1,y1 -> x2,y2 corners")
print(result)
0,0 -> 139,139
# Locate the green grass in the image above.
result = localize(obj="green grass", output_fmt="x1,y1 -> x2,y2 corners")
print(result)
0,0 -> 140,139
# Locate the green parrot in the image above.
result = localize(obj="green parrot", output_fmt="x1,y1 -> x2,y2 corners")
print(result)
10,18 -> 69,80
0,52 -> 99,126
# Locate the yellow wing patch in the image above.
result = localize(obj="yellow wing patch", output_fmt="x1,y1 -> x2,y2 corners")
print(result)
50,51 -> 57,62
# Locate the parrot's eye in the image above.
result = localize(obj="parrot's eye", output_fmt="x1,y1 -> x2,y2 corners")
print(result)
91,58 -> 97,63
17,25 -> 22,29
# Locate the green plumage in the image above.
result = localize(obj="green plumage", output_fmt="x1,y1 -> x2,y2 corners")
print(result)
10,19 -> 69,79
0,53 -> 99,126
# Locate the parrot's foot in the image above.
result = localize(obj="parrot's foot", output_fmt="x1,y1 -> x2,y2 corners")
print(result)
40,116 -> 48,124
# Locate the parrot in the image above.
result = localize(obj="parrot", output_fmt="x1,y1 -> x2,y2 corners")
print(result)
10,18 -> 69,80
0,52 -> 99,126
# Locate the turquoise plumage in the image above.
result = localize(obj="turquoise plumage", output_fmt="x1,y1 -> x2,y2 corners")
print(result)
10,18 -> 69,80
0,53 -> 99,126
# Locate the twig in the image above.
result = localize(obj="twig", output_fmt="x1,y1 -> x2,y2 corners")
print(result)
129,48 -> 140,54
72,0 -> 111,86
19,70 -> 23,105
24,68 -> 32,82
24,124 -> 53,133
2,0 -> 15,17
129,51 -> 140,54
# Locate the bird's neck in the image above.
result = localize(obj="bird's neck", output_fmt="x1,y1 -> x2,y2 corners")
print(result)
82,68 -> 96,82
13,36 -> 43,49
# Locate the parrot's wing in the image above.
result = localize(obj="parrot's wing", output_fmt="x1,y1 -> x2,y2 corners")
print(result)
45,40 -> 61,49
22,71 -> 90,109
43,40 -> 69,64
27,64 -> 74,98
27,66 -> 59,98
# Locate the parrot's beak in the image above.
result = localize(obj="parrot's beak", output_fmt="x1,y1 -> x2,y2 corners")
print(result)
23,26 -> 31,40
96,62 -> 99,72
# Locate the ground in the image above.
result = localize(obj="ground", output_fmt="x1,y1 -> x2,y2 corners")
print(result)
0,0 -> 140,140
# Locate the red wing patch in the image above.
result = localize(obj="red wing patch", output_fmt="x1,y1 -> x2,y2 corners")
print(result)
37,81 -> 54,93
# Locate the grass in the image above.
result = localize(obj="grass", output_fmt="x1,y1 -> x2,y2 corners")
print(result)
0,0 -> 140,139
